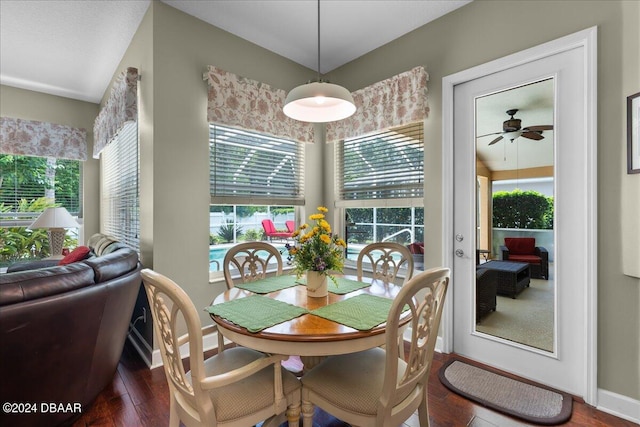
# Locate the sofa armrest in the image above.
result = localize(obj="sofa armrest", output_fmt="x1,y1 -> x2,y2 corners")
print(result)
500,245 -> 510,260
535,246 -> 549,261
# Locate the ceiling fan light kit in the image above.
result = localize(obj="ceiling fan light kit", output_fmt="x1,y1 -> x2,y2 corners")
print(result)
283,0 -> 356,123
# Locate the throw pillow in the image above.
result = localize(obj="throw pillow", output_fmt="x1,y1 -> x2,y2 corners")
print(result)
58,246 -> 91,265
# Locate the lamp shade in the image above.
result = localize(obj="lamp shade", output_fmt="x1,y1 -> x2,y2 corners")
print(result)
283,81 -> 356,123
30,207 -> 79,229
29,207 -> 78,259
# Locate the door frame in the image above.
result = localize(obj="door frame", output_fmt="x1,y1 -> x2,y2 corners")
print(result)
440,27 -> 598,405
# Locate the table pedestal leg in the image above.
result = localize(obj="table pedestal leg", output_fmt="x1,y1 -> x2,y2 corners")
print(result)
286,402 -> 301,427
301,400 -> 314,427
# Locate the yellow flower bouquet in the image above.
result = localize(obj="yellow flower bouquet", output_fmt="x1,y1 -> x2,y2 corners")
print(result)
286,207 -> 346,283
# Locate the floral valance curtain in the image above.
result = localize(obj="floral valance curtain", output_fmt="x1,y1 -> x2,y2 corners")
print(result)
326,66 -> 429,143
0,116 -> 87,161
93,67 -> 138,158
204,65 -> 314,143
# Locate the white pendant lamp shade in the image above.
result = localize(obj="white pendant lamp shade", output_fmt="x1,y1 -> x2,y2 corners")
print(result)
283,0 -> 356,123
284,81 -> 356,123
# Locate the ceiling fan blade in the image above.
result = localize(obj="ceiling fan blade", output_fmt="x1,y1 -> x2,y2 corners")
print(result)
522,131 -> 544,141
476,131 -> 503,138
523,125 -> 553,132
488,135 -> 503,145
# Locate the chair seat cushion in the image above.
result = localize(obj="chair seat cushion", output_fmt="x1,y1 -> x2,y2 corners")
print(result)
508,255 -> 541,264
187,347 -> 300,422
301,348 -> 408,415
505,237 -> 536,255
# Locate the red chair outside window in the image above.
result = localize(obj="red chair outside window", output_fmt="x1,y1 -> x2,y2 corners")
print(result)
261,219 -> 293,241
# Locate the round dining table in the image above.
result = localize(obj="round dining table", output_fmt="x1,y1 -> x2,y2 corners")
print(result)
208,276 -> 410,364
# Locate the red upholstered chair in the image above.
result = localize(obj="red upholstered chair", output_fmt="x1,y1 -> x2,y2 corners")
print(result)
501,237 -> 549,279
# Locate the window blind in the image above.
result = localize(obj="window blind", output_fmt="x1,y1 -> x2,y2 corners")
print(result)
0,155 -> 81,215
337,122 -> 424,200
209,124 -> 305,205
101,121 -> 139,251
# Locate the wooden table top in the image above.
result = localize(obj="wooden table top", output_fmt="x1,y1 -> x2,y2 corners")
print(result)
209,276 -> 410,356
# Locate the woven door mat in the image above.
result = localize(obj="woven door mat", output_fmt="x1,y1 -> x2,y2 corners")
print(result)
438,359 -> 572,425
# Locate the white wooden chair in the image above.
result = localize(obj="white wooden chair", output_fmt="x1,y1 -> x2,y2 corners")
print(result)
357,242 -> 415,286
222,241 -> 303,374
300,267 -> 450,427
141,268 -> 301,427
223,241 -> 284,289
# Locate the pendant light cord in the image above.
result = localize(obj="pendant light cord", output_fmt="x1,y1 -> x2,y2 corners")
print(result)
317,0 -> 321,82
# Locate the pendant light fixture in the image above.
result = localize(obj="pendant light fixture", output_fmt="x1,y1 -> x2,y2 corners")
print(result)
283,0 -> 356,123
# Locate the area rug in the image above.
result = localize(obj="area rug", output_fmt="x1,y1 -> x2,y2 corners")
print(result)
439,359 -> 572,425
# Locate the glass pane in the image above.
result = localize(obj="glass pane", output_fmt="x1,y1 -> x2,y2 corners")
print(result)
474,78 -> 555,353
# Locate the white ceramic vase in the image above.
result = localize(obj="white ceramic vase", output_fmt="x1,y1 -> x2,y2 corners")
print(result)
306,271 -> 328,297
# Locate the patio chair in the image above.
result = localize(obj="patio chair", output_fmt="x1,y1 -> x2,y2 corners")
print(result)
501,237 -> 549,279
141,268 -> 301,427
261,219 -> 294,241
285,220 -> 296,233
300,267 -> 450,427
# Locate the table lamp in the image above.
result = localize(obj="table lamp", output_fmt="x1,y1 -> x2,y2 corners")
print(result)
29,207 -> 79,259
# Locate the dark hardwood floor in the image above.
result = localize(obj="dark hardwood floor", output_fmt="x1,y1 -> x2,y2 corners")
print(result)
71,340 -> 636,427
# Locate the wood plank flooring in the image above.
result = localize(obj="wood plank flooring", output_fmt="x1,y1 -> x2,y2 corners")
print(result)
71,340 -> 636,426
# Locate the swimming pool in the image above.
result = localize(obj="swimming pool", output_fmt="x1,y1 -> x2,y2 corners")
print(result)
209,243 -> 288,271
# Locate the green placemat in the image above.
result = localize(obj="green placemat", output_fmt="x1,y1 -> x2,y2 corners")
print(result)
297,276 -> 371,295
328,277 -> 372,294
310,294 -> 406,331
206,295 -> 308,333
234,275 -> 299,294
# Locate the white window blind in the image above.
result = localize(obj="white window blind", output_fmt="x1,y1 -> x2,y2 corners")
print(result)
209,124 -> 304,205
0,155 -> 81,215
101,121 -> 139,251
337,122 -> 424,201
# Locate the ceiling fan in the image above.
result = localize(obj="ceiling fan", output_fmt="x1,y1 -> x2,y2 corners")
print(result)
480,109 -> 553,145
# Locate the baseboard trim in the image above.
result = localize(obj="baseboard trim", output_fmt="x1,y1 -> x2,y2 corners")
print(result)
126,327 -> 153,368
596,389 -> 640,424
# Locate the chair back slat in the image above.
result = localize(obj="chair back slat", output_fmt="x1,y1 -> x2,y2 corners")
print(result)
357,242 -> 415,285
223,242 -> 283,289
142,269 -> 208,411
382,267 -> 449,409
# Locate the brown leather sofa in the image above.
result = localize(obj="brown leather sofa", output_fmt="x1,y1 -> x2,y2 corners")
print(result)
0,234 -> 141,427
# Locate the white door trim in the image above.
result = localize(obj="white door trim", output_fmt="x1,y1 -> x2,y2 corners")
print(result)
441,26 -> 598,405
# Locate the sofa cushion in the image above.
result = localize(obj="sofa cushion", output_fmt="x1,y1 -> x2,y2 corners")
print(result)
58,245 -> 91,265
508,254 -> 542,264
6,259 -> 60,273
83,247 -> 139,283
0,263 -> 95,306
504,237 -> 536,255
